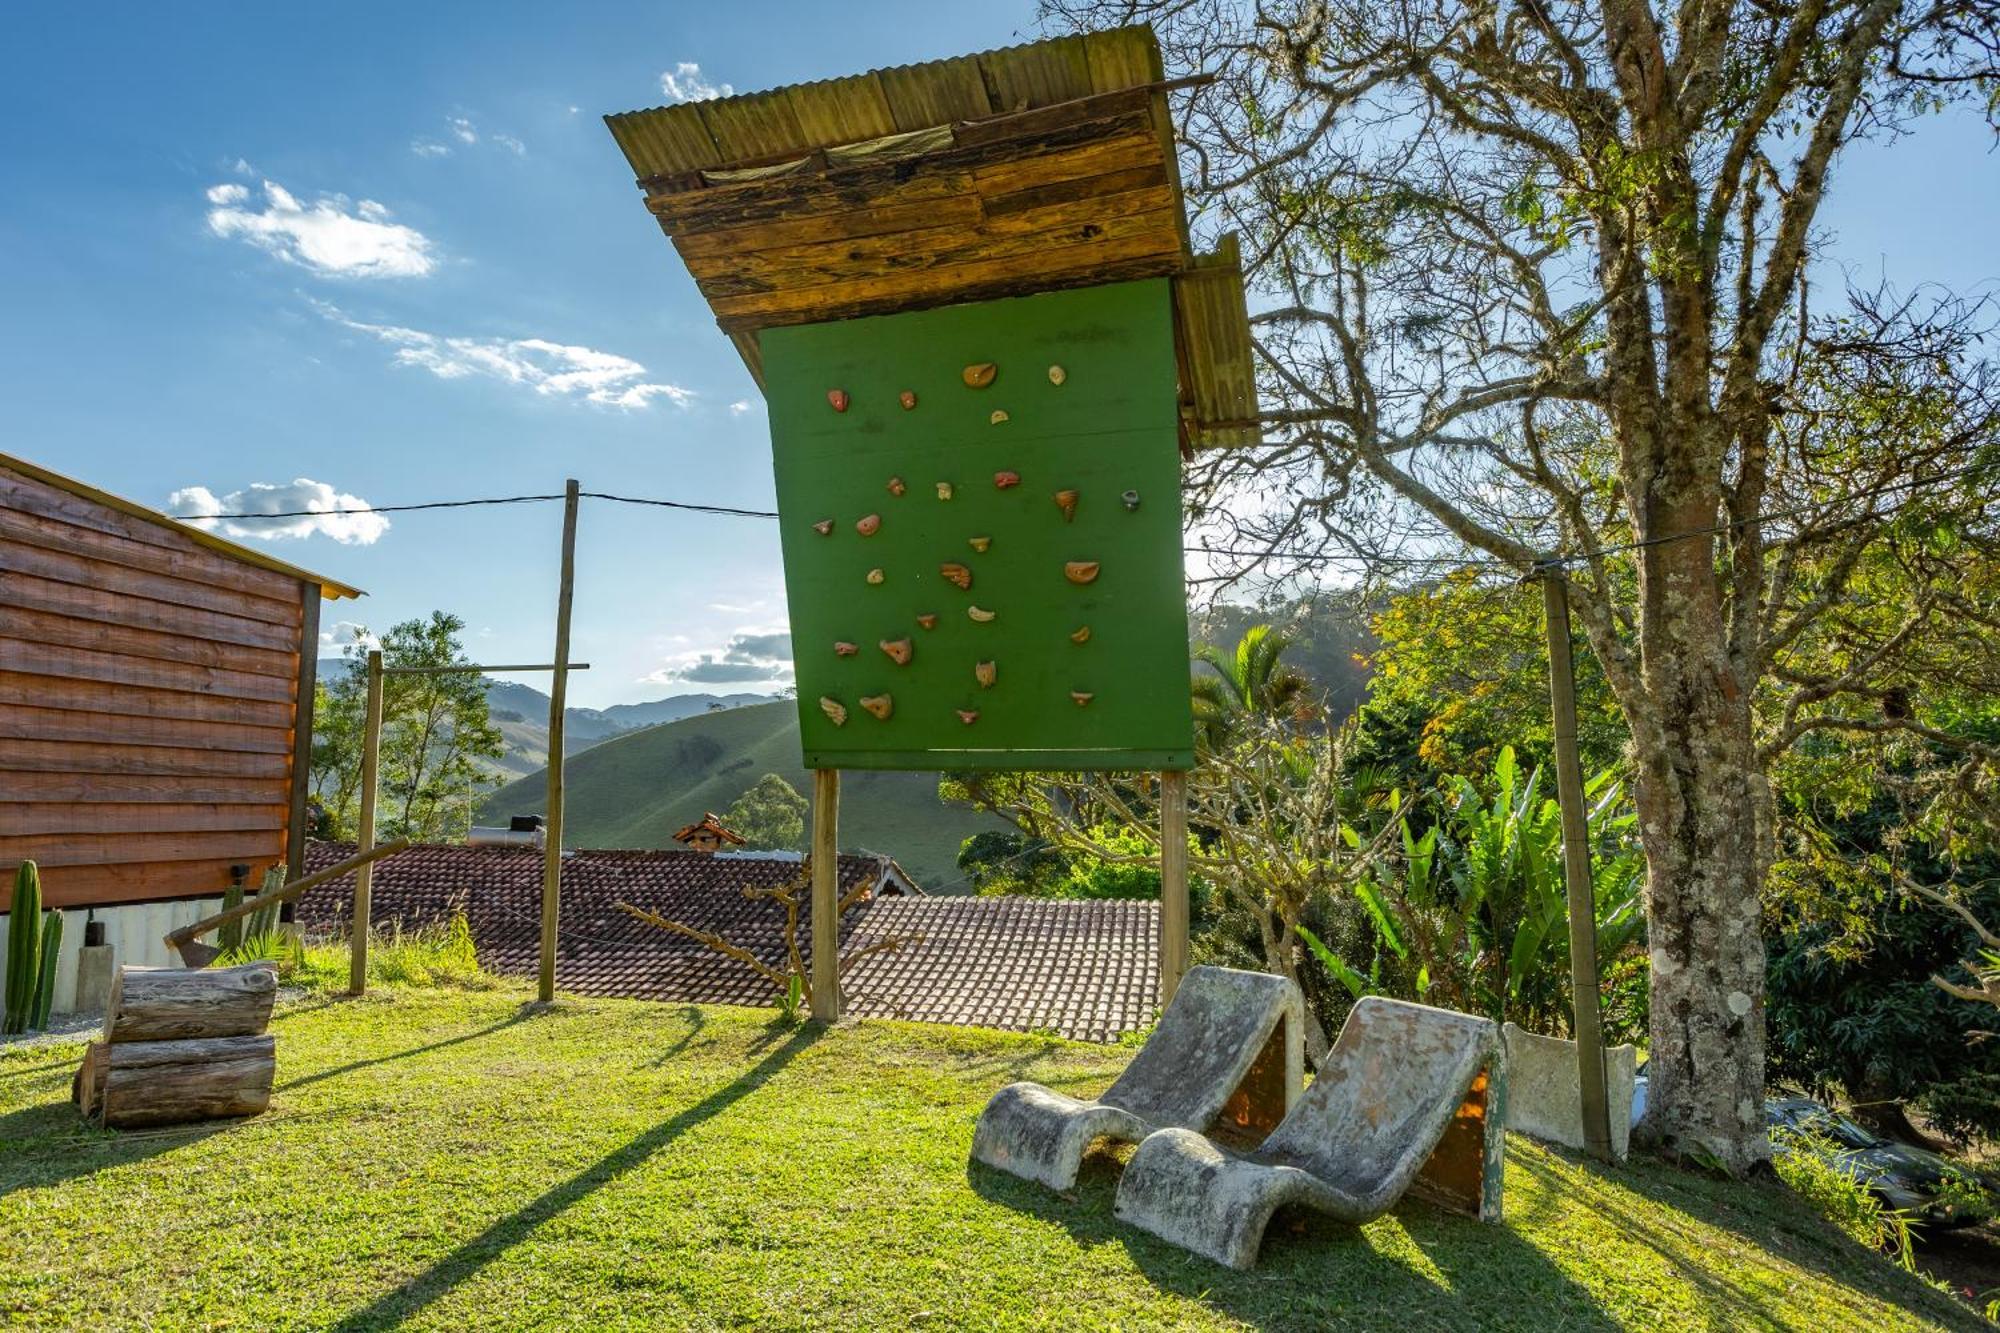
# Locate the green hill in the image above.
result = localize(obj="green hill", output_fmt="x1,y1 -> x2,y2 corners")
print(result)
476,699 -> 1006,892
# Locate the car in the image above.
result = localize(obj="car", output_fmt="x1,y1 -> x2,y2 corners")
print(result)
1766,1096 -> 1995,1228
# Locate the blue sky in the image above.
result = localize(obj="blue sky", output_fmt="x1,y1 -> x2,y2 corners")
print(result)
2,5 -> 1993,708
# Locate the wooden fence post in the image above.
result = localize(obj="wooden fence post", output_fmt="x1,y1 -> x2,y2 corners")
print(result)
351,648 -> 383,996
1159,769 -> 1190,1006
540,478 -> 580,1005
810,768 -> 842,1022
1538,563 -> 1614,1160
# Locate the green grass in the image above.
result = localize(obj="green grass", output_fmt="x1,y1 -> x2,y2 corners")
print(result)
476,698 -> 1006,890
0,987 -> 1980,1331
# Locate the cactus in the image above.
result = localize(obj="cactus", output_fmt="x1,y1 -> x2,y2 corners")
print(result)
4,861 -> 42,1034
30,911 -> 61,1031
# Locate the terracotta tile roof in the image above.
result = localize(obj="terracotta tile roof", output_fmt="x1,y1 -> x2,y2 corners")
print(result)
298,842 -> 1158,1041
672,813 -> 746,846
843,896 -> 1159,1044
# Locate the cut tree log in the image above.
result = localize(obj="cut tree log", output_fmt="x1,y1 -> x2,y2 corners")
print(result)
103,962 -> 277,1043
79,1034 -> 275,1128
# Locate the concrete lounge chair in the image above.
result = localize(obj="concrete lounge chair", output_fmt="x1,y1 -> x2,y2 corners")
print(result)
970,965 -> 1303,1191
1113,996 -> 1505,1269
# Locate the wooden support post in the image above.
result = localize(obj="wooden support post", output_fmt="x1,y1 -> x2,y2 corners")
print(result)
1538,563 -> 1614,1161
351,648 -> 383,996
540,479 -> 580,1005
809,768 -> 842,1022
287,584 -> 321,884
1159,768 -> 1190,1006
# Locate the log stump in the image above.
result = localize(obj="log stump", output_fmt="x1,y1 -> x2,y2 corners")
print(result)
103,963 -> 277,1042
75,1035 -> 276,1128
74,963 -> 280,1130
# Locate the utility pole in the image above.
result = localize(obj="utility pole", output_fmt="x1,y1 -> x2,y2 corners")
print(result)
541,479 -> 580,1004
1535,559 -> 1615,1161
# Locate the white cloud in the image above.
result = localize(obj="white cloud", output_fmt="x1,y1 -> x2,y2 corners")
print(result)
312,300 -> 693,410
660,62 -> 732,103
491,134 -> 526,156
647,629 -> 792,685
728,399 -> 753,415
321,620 -> 380,650
410,139 -> 451,158
167,478 -> 390,545
229,157 -> 255,176
206,178 -> 436,279
448,115 -> 479,144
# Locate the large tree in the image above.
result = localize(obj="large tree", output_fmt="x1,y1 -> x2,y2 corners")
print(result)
311,612 -> 505,843
1048,0 -> 2000,1167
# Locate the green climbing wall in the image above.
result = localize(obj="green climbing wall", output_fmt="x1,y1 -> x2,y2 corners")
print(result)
764,278 -> 1192,772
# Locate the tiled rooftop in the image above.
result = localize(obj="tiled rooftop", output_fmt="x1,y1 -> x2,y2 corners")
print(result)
299,841 -> 1159,1041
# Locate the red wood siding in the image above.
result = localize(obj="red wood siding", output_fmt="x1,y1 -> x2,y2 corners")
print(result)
0,464 -> 310,909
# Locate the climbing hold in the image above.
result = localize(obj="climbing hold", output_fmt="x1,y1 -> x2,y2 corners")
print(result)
1048,364 -> 1066,385
939,562 -> 972,590
1064,561 -> 1101,585
1070,626 -> 1092,644
1053,490 -> 1079,523
975,660 -> 996,689
887,476 -> 907,497
833,641 -> 859,657
956,709 -> 980,725
1121,490 -> 1140,512
880,637 -> 913,666
827,388 -> 849,413
993,470 -> 1021,490
916,613 -> 938,630
811,519 -> 834,536
936,481 -> 954,501
968,536 -> 991,553
962,362 -> 997,388
899,390 -> 918,410
967,605 -> 996,623
820,697 -> 848,726
990,409 -> 1009,425
860,694 -> 894,721
866,568 -> 885,585
1071,691 -> 1094,707
855,513 -> 882,537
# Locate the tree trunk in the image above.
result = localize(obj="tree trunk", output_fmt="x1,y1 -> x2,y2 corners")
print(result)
1258,918 -> 1331,1063
1629,526 -> 1770,1173
104,963 -> 277,1043
78,1034 -> 276,1128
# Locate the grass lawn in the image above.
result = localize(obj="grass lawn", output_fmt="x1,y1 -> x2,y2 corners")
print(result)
0,983 -> 1981,1331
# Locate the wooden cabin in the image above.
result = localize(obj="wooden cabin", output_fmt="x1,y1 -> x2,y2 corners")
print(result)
0,451 -> 361,933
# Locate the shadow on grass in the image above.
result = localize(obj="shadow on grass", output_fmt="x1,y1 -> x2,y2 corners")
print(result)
326,1024 -> 821,1332
1511,1146 -> 1982,1329
0,1096 -> 225,1199
644,1006 -> 706,1066
968,1149 -> 1621,1331
278,1003 -> 543,1093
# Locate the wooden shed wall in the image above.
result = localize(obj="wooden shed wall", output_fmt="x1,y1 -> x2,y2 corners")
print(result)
0,463 -> 315,909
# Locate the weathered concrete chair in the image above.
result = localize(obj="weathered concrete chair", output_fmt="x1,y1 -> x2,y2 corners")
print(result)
970,965 -> 1303,1191
1113,996 -> 1505,1269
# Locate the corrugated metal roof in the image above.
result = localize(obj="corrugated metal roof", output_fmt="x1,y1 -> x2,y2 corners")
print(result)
606,27 -> 1164,182
0,450 -> 365,599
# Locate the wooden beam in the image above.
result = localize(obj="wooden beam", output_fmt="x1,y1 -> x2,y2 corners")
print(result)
810,768 -> 841,1022
351,648 -> 383,996
1159,769 -> 1190,1006
164,841 -> 410,968
288,583 -> 320,884
540,480 -> 580,1005
1538,565 -> 1614,1161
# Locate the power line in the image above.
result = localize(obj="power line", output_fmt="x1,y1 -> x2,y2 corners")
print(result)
181,455 -> 1991,574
